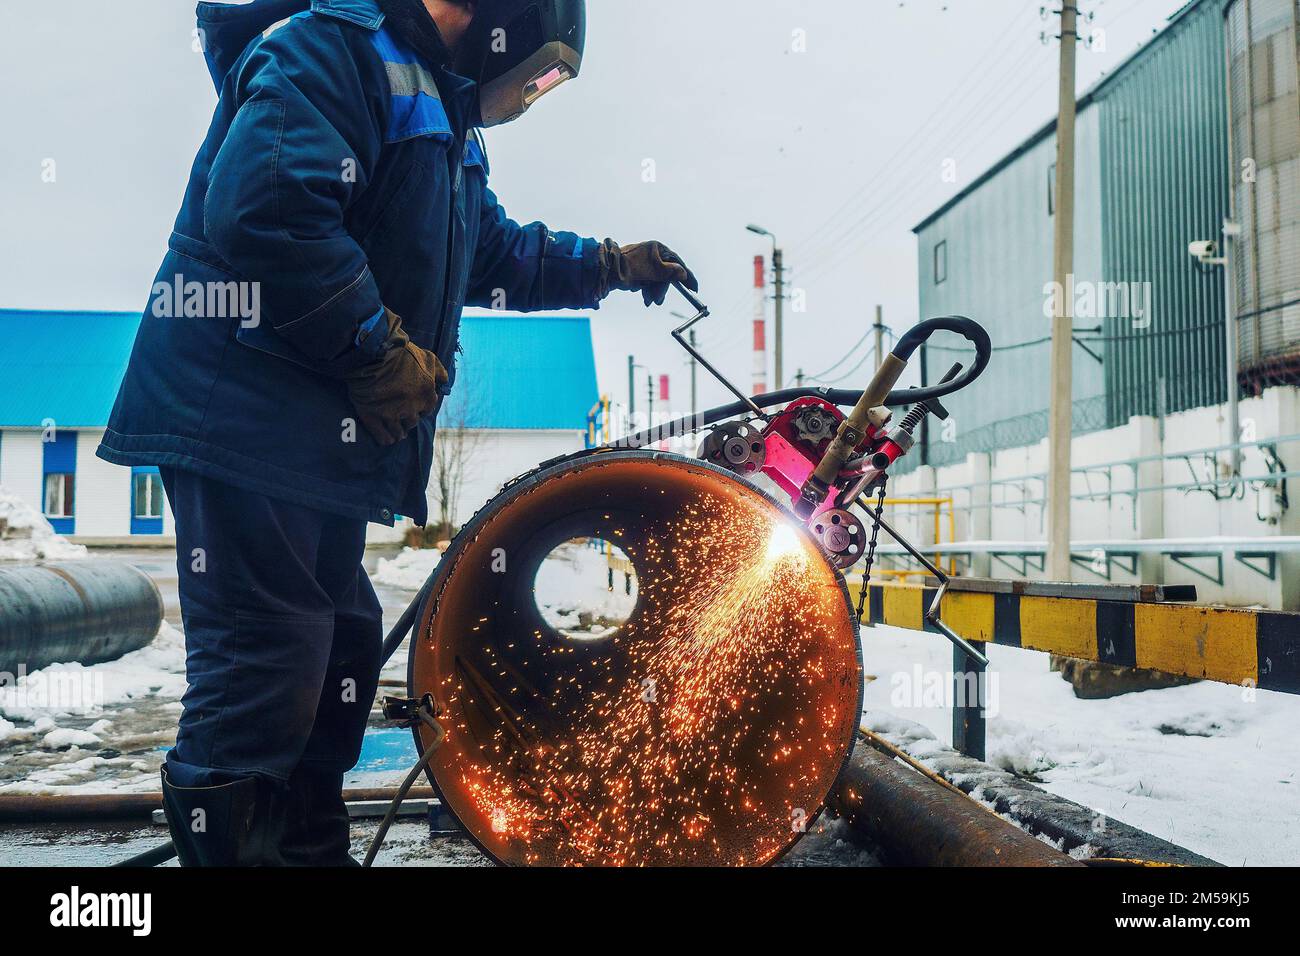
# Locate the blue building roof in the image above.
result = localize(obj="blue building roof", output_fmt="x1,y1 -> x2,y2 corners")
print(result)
0,309 -> 599,431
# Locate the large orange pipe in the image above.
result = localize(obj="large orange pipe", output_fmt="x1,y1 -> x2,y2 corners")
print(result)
408,450 -> 863,866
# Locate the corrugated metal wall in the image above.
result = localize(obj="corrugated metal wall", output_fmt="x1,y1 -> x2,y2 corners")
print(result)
912,0 -> 1248,468
1226,0 -> 1300,390
915,111 -> 1105,469
1096,0 -> 1233,426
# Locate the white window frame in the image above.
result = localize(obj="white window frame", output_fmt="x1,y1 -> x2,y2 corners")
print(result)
44,473 -> 75,518
133,472 -> 164,520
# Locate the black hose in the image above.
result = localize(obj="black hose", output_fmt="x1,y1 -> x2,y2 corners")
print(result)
893,315 -> 990,363
112,840 -> 177,868
616,315 -> 992,450
362,708 -> 445,868
379,576 -> 435,668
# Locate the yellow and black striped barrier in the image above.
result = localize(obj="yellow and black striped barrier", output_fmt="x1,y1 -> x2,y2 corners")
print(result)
850,581 -> 1300,695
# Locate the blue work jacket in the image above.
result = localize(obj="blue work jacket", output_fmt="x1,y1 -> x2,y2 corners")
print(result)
98,0 -> 603,525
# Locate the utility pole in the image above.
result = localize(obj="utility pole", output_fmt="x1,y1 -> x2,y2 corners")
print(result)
1046,1 -> 1079,583
627,354 -> 636,426
647,374 -> 655,424
747,225 -> 784,389
688,329 -> 698,417
773,247 -> 786,389
873,305 -> 885,372
1222,219 -> 1243,478
796,368 -> 805,388
750,254 -> 767,395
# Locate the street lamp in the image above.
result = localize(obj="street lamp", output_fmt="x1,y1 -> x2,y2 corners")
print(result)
747,225 -> 786,389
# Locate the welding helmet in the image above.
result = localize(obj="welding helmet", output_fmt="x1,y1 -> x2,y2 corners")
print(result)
457,0 -> 586,127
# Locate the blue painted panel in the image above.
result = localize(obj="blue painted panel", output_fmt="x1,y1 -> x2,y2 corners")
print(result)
43,431 -> 77,473
354,727 -> 416,774
42,431 -> 77,535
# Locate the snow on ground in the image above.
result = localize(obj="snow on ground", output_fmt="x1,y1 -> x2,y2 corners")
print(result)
0,622 -> 186,722
4,536 -> 1297,866
373,546 -> 441,590
0,623 -> 186,793
533,539 -> 638,639
859,623 -> 1300,866
377,539 -> 639,641
0,487 -> 87,561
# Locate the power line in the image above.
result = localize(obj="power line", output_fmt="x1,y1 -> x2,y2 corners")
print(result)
702,38 -> 1058,361
925,319 -> 1228,352
701,3 -> 1054,352
801,329 -> 875,380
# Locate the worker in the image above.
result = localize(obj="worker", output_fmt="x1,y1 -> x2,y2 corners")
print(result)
97,0 -> 696,866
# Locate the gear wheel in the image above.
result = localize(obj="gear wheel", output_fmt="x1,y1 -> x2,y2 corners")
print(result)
699,421 -> 766,474
792,406 -> 839,446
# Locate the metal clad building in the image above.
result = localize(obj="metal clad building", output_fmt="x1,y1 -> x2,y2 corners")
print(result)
913,0 -> 1245,468
1098,0 -> 1232,425
1227,0 -> 1300,389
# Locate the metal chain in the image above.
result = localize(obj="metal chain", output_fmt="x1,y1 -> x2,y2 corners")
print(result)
855,478 -> 889,623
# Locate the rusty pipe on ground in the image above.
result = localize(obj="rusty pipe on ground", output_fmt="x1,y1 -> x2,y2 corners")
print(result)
831,743 -> 1082,867
0,561 -> 163,673
409,450 -> 864,866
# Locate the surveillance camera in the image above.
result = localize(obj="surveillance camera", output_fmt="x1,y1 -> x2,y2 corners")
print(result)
1188,239 -> 1217,261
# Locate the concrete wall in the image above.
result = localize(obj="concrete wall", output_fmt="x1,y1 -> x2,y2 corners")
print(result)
886,386 -> 1300,609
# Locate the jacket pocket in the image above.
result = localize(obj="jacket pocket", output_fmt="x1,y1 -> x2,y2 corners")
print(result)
167,231 -> 342,376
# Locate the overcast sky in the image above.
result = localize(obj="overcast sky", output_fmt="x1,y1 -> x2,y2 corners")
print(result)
0,0 -> 1189,417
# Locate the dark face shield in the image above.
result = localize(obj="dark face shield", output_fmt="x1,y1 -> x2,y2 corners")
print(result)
461,0 -> 586,127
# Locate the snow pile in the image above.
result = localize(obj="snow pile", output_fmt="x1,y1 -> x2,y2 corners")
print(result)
861,624 -> 1300,865
0,622 -> 186,721
0,487 -> 87,561
42,727 -> 101,750
373,547 -> 441,590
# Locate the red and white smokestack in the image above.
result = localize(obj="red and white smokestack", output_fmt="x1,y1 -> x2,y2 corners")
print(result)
752,254 -> 767,395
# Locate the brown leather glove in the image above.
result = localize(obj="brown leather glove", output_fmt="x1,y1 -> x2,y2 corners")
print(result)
344,309 -> 448,446
598,240 -> 699,307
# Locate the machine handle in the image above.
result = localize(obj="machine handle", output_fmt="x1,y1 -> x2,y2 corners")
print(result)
673,280 -> 709,317
807,316 -> 992,490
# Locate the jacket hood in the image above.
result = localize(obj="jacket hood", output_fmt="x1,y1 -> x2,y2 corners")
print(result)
197,0 -> 385,89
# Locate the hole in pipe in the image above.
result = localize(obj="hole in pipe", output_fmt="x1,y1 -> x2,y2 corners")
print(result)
533,537 -> 639,641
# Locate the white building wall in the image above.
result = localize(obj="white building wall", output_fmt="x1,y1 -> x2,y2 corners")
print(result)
452,430 -> 586,526
0,429 -> 43,509
74,429 -> 131,538
366,429 -> 587,546
0,427 -> 175,542
6,426 -> 581,546
888,386 -> 1300,609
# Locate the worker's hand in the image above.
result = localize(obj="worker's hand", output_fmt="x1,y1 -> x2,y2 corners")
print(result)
344,309 -> 448,446
599,240 -> 699,307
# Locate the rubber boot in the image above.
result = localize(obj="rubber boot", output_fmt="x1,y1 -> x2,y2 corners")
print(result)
280,766 -> 359,866
161,767 -> 287,867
